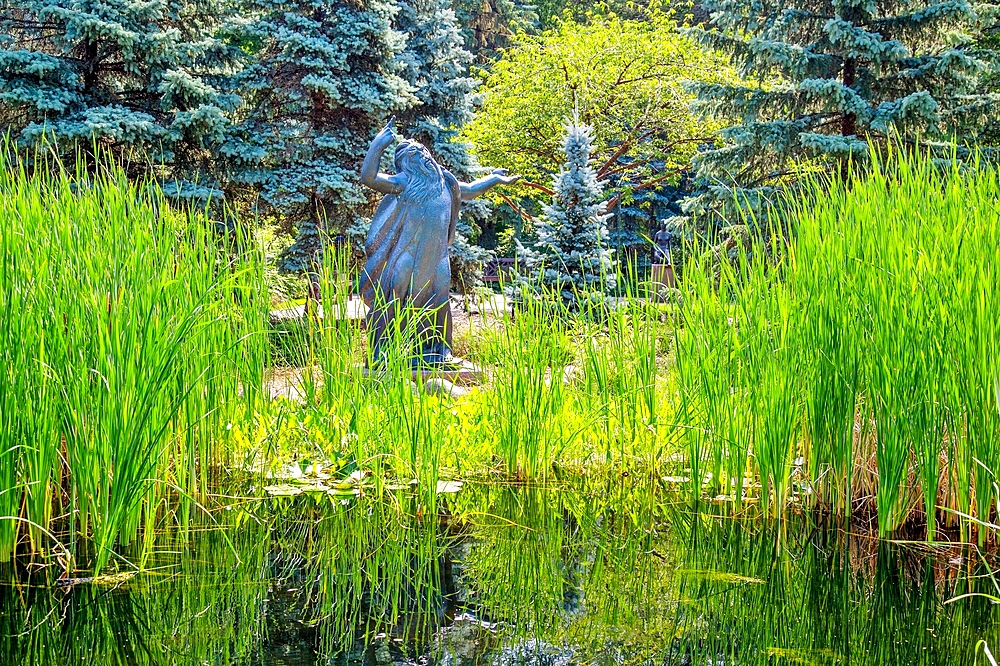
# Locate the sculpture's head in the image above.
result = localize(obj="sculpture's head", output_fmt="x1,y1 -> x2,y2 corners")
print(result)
395,140 -> 442,179
394,139 -> 444,201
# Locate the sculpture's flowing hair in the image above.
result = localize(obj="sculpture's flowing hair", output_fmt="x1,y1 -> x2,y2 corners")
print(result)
395,140 -> 444,203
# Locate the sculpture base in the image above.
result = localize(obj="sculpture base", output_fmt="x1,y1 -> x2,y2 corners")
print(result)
361,359 -> 484,387
651,263 -> 676,289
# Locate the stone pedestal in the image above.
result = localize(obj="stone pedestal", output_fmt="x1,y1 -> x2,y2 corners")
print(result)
651,263 -> 675,289
416,363 -> 484,387
362,359 -> 484,387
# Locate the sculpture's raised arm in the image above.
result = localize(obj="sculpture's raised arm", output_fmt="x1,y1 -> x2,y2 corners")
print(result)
460,168 -> 521,201
361,116 -> 405,194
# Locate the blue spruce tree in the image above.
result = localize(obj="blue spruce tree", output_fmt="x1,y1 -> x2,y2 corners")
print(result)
518,120 -> 616,309
682,0 -> 1000,222
0,0 -> 241,197
393,0 -> 492,292
223,0 -> 415,288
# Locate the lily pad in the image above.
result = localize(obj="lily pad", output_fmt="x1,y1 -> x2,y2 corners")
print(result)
264,484 -> 303,497
436,480 -> 464,494
327,487 -> 361,497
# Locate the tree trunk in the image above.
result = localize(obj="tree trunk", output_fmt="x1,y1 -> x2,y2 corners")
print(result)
840,56 -> 858,181
841,57 -> 857,137
82,40 -> 99,94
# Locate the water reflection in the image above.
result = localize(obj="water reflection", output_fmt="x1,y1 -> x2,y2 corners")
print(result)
0,485 -> 995,665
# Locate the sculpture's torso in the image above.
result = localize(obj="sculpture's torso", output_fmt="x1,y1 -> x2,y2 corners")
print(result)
379,182 -> 452,303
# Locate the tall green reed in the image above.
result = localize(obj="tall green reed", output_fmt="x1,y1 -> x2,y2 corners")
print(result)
479,279 -> 575,479
577,265 -> 664,467
674,150 -> 1000,538
0,151 -> 268,571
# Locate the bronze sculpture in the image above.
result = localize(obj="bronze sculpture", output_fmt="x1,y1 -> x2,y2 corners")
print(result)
359,117 -> 519,366
651,220 -> 677,290
653,221 -> 674,265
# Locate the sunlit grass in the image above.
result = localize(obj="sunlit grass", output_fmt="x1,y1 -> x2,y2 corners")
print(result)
674,150 -> 1000,538
0,151 -> 269,571
6,146 -> 1000,578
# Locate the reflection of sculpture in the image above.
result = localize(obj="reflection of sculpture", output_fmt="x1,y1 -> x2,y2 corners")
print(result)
360,117 -> 519,366
653,221 -> 674,264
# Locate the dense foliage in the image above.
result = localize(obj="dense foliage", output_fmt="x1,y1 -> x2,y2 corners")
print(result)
677,152 -> 1000,538
682,0 -> 1000,222
5,0 -> 1000,274
0,0 -> 241,201
8,0 -> 1000,619
0,156 -> 267,572
0,0 -> 490,286
224,0 -> 414,280
463,12 -> 739,257
464,13 -> 737,196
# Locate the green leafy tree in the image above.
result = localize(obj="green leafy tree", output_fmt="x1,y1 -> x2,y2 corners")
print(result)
462,12 -> 737,224
533,0 -> 696,29
223,0 -> 415,289
518,120 -> 616,308
682,0 -> 1000,222
0,0 -> 241,199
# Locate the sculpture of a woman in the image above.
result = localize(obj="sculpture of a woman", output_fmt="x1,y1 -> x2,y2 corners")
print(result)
359,117 -> 519,366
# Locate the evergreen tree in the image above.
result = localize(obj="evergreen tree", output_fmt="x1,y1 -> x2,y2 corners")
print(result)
0,0 -> 241,198
223,0 -> 415,286
682,0 -> 1000,222
453,0 -> 538,63
394,0 -> 492,292
518,120 -> 616,308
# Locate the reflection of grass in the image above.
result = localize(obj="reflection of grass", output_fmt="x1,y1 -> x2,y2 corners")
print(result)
1,482 -> 995,665
306,484 -> 995,665
0,508 -> 270,664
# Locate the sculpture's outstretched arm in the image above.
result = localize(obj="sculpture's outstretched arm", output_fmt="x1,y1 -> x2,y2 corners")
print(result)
361,117 -> 405,194
460,169 -> 521,201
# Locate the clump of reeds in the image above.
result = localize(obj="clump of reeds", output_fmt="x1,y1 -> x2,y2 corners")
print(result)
0,151 -> 269,571
674,150 -> 1000,539
269,254 -> 674,487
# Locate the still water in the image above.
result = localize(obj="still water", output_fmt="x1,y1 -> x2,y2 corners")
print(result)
0,482 -> 996,665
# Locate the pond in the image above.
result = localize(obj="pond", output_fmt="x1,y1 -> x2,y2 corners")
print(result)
1,482 -> 996,665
